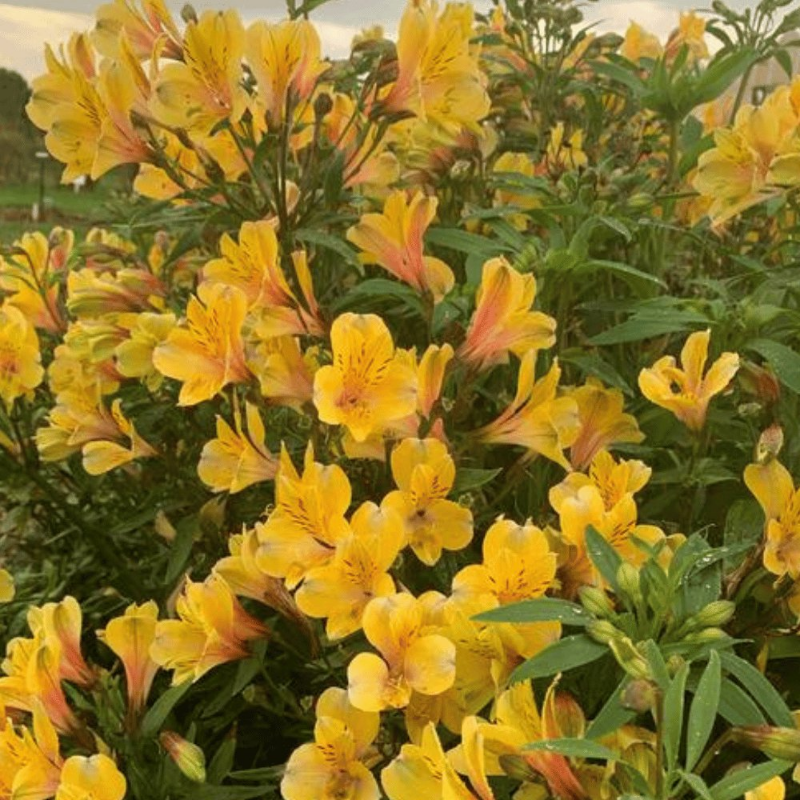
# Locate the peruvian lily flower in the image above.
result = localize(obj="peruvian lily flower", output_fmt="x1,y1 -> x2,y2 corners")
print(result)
347,191 -> 454,303
93,0 -> 183,61
153,283 -> 250,406
248,335 -> 317,411
282,687 -> 380,800
56,754 -> 127,800
638,329 -> 739,431
150,574 -> 268,685
197,401 -> 278,494
0,303 -> 45,408
255,444 -> 352,589
313,313 -> 418,443
295,502 -> 404,640
745,458 -> 800,579
347,593 -> 456,712
382,438 -> 473,566
477,353 -> 579,470
97,601 -> 159,717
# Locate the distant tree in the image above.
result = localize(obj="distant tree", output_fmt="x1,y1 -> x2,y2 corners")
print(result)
0,68 -> 42,182
0,68 -> 31,132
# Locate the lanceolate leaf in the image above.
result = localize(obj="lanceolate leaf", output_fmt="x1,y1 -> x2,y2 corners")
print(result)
510,635 -> 608,682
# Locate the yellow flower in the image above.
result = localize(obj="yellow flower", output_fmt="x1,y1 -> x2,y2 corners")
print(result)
27,596 -> 95,688
313,313 -> 418,443
153,283 -> 251,406
382,438 -> 473,565
245,19 -> 327,127
459,258 -> 556,371
384,0 -> 489,133
492,152 -> 541,230
0,569 -> 14,603
282,687 -> 380,800
97,601 -> 159,716
0,699 -> 63,800
348,593 -> 456,712
197,402 -> 278,494
347,191 -> 454,303
665,11 -> 709,63
295,502 -> 404,640
0,303 -> 45,408
115,312 -> 177,390
417,343 -> 453,419
545,123 -> 588,172
568,380 -> 644,471
204,222 -> 323,336
56,754 -> 127,800
744,458 -> 800,579
66,264 -> 164,319
619,22 -> 663,62
478,354 -> 579,470
248,335 -> 316,410
150,574 -> 268,685
638,329 -> 739,431
0,228 -> 71,333
151,10 -> 248,135
382,721 -> 477,799
81,398 -> 157,475
746,776 -> 786,800
255,444 -> 351,589
93,0 -> 182,60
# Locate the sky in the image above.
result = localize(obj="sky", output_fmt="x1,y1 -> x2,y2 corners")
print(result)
0,0 -> 756,82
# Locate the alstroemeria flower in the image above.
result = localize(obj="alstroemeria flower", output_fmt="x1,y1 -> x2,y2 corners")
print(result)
619,21 -> 663,62
93,0 -> 182,60
348,593 -> 456,712
153,283 -> 250,406
347,191 -> 454,303
0,303 -> 45,408
151,10 -> 248,134
248,335 -> 317,411
56,754 -> 127,800
638,329 -> 739,431
477,353 -> 579,470
382,438 -> 473,566
150,574 -> 268,685
197,402 -> 278,494
313,313 -> 418,443
256,444 -> 352,588
295,502 -> 404,640
568,379 -> 644,471
97,601 -> 159,716
459,257 -> 556,371
282,688 -> 380,800
745,458 -> 800,579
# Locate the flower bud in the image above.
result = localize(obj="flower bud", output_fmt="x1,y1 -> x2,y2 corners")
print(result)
579,586 -> 614,617
621,679 -> 657,712
587,619 -> 622,644
687,600 -> 735,631
616,564 -> 641,602
608,637 -> 650,681
160,732 -> 207,783
683,627 -> 728,643
755,424 -> 784,464
314,93 -> 333,119
732,726 -> 800,761
498,753 -> 540,782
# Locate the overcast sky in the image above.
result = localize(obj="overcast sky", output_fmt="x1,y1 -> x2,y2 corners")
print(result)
1,0 -> 756,81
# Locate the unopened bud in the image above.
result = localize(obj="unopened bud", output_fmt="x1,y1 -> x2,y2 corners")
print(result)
666,654 -> 685,676
181,4 -> 198,24
499,753 -> 540,782
587,619 -> 622,645
755,424 -> 784,464
160,732 -> 206,782
732,726 -> 800,761
683,627 -> 728,643
687,600 -> 735,631
154,511 -> 177,542
199,496 -> 226,536
616,564 -> 641,602
579,586 -> 614,617
314,93 -> 333,119
621,679 -> 657,712
608,637 -> 651,681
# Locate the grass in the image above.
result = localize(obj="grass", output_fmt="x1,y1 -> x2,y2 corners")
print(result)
0,175 -> 131,244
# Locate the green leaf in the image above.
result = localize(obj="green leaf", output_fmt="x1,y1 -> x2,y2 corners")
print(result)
686,651 -> 721,770
331,278 -> 424,316
584,526 -> 622,592
747,339 -> 800,394
522,738 -> 617,760
207,735 -> 237,784
708,760 -> 792,800
192,787 -> 274,800
641,640 -> 670,690
692,48 -> 756,107
590,317 -> 694,346
451,467 -> 502,493
295,228 -> 359,267
165,520 -> 197,585
586,678 -> 636,740
474,597 -> 590,626
560,351 -> 632,396
141,681 -> 192,737
426,227 -> 508,256
590,57 -> 646,93
662,662 -> 689,771
678,771 -> 713,800
510,635 -> 608,682
719,652 -> 794,727
718,680 -> 767,726
581,259 -> 666,288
